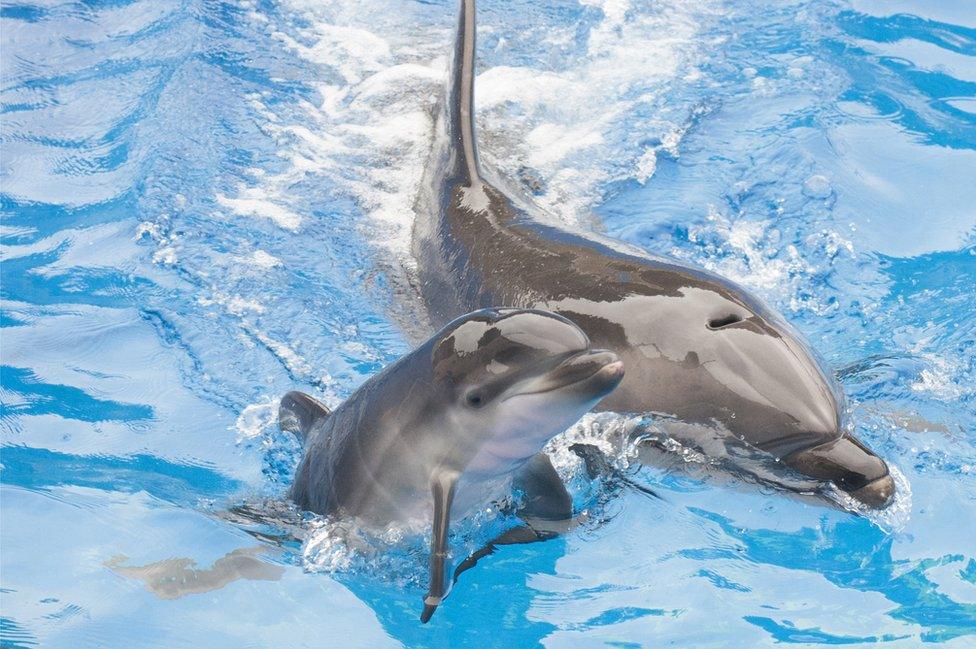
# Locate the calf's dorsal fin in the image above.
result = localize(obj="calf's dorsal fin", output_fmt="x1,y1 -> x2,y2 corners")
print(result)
278,391 -> 331,442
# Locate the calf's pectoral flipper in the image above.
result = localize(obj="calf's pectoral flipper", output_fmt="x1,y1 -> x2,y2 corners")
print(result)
421,469 -> 460,623
451,453 -> 576,586
279,391 -> 331,441
513,452 -> 574,534
420,457 -> 564,622
571,443 -> 663,502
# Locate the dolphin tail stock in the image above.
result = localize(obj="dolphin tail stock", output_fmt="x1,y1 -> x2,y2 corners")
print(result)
278,391 -> 331,442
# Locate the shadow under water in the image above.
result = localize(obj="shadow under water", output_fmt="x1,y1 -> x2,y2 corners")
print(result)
107,547 -> 285,600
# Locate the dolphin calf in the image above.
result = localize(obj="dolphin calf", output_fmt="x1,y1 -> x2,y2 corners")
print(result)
412,0 -> 894,508
282,308 -> 623,621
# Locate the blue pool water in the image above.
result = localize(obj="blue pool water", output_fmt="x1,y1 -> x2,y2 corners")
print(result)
2,0 -> 975,645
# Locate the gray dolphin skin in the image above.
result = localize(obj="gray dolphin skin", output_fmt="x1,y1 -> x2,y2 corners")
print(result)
412,0 -> 895,508
282,308 -> 624,622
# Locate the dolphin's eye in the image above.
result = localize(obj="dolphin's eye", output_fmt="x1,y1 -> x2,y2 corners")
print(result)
465,391 -> 486,408
707,314 -> 743,330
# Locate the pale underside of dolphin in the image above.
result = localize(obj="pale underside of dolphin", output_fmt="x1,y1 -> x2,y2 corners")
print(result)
412,0 -> 895,508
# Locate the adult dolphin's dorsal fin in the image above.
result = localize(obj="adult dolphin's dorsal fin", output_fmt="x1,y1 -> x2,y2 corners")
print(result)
445,0 -> 481,186
420,468 -> 460,623
278,391 -> 331,442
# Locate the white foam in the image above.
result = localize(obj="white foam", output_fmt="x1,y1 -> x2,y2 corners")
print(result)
911,354 -> 972,401
152,246 -> 178,265
135,221 -> 164,241
475,0 -> 717,227
680,206 -> 859,314
681,207 -> 803,299
302,516 -> 415,572
280,25 -> 391,83
241,0 -> 716,267
234,399 -> 278,442
197,292 -> 266,316
829,463 -> 913,533
543,411 -> 650,478
245,250 -> 283,269
298,506 -> 523,585
634,148 -> 658,184
302,519 -> 358,572
215,192 -> 302,231
244,325 -> 314,379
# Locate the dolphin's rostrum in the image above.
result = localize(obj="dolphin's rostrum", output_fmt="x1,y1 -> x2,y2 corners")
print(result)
412,0 -> 894,508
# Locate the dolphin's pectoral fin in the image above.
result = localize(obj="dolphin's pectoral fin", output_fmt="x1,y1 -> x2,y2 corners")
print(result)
513,452 -> 573,524
451,524 -> 557,587
570,443 -> 663,501
450,455 -> 576,589
278,391 -> 331,442
421,469 -> 459,624
572,442 -> 616,480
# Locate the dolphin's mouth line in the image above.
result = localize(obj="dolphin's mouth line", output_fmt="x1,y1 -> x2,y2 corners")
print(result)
504,349 -> 623,399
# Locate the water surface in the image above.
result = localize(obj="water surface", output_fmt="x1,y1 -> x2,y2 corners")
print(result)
2,0 -> 975,646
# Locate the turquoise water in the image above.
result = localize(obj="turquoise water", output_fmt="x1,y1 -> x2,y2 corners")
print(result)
2,0 -> 975,645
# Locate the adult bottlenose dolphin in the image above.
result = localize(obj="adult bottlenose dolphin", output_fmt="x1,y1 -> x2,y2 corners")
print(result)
282,308 -> 623,621
412,0 -> 894,508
